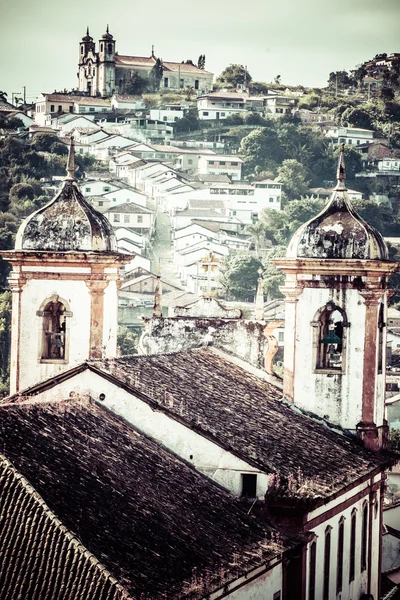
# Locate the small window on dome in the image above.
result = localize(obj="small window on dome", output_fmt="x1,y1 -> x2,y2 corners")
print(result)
312,301 -> 347,373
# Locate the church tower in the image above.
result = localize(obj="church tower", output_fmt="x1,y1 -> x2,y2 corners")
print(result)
78,27 -> 98,96
98,26 -> 116,97
1,140 -> 131,394
275,149 -> 398,450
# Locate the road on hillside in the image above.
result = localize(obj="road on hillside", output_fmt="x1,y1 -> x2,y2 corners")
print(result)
149,211 -> 182,288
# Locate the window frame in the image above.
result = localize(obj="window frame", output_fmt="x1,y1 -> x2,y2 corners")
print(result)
37,295 -> 72,364
311,302 -> 348,374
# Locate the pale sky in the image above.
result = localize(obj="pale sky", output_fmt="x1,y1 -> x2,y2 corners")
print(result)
1,0 -> 399,103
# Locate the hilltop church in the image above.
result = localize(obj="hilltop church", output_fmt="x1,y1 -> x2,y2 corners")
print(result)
78,26 -> 214,97
0,142 -> 397,599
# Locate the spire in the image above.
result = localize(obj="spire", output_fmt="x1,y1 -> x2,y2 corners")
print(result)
151,44 -> 155,58
153,273 -> 163,318
86,26 -> 89,36
335,143 -> 347,190
65,138 -> 76,181
106,24 -> 109,33
254,268 -> 264,321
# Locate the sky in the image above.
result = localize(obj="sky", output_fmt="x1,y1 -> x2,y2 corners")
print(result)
1,0 -> 399,104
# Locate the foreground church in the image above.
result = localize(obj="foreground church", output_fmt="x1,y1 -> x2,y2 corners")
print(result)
78,27 -> 214,97
0,144 -> 397,599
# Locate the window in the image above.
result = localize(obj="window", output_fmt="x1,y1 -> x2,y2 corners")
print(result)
221,112 -> 225,117
269,197 -> 274,203
37,297 -> 71,362
137,215 -> 143,223
81,46 -> 84,54
337,518 -> 344,593
113,214 -> 120,222
58,105 -> 62,112
278,332 -> 284,342
100,43 -> 104,52
163,116 -> 168,121
361,502 -> 368,571
203,111 -> 209,116
231,162 -> 238,166
89,107 -> 95,112
188,159 -> 193,165
195,79 -> 199,90
50,104 -> 55,112
313,301 -> 347,372
69,106 -> 73,113
85,187 -> 91,193
241,474 -> 257,498
308,541 -> 316,600
323,528 -> 331,600
124,214 -> 130,223
108,43 -> 113,53
220,161 -> 226,166
209,160 -> 214,165
164,77 -> 169,88
180,79 -> 184,88
103,186 -> 111,192
349,510 -> 356,582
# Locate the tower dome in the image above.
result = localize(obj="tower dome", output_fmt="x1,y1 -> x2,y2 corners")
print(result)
15,139 -> 117,252
102,25 -> 113,40
287,148 -> 388,260
82,26 -> 93,43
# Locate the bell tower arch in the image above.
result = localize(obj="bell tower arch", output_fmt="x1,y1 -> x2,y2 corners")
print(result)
1,140 -> 131,394
275,149 -> 399,450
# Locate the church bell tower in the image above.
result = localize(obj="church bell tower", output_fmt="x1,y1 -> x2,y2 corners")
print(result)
1,140 -> 131,394
98,26 -> 116,97
275,149 -> 398,450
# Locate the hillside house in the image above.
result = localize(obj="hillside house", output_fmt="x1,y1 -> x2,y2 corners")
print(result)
198,155 -> 243,181
104,201 -> 154,232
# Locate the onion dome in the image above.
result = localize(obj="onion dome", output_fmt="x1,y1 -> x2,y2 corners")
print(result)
15,139 -> 117,252
82,26 -> 93,42
287,148 -> 388,260
102,25 -> 113,40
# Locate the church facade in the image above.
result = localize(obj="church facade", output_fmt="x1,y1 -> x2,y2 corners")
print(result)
78,27 -> 214,97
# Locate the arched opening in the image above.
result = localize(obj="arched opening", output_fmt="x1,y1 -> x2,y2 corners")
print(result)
37,296 -> 72,362
312,301 -> 348,372
108,43 -> 113,54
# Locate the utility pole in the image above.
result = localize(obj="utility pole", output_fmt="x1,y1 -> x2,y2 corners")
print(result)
23,86 -> 26,105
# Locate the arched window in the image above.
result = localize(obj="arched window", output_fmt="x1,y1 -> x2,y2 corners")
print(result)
323,527 -> 332,600
308,540 -> 316,600
312,301 -> 348,372
361,501 -> 368,571
336,517 -> 344,594
37,296 -> 72,363
349,509 -> 357,582
100,42 -> 104,52
108,43 -> 113,53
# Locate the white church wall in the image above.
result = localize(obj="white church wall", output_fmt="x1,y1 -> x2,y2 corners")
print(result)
209,561 -> 283,600
305,473 -> 382,600
293,286 -> 367,429
102,278 -> 119,357
18,277 -> 91,391
31,369 -> 269,499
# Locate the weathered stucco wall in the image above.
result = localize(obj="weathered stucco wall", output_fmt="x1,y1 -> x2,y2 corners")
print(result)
32,369 -> 269,499
140,317 -> 266,368
293,286 -> 368,429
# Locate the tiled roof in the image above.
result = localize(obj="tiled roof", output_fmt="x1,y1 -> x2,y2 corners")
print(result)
0,455 -> 131,600
115,55 -> 212,75
196,173 -> 232,183
0,398 -> 287,599
106,202 -> 152,214
88,348 -> 385,502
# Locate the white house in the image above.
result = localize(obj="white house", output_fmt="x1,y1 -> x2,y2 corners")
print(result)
197,92 -> 248,120
264,95 -> 296,116
104,202 -> 154,232
173,223 -> 219,252
377,157 -> 400,172
111,94 -> 146,111
324,126 -> 375,146
149,105 -> 187,123
198,155 -> 243,181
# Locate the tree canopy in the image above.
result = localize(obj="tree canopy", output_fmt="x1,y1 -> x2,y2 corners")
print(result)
217,64 -> 252,87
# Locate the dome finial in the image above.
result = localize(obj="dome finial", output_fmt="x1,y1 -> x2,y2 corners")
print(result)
106,24 -> 109,33
65,137 -> 76,181
86,25 -> 89,35
336,143 -> 347,190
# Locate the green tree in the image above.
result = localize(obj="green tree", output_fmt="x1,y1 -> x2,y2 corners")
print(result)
340,107 -> 373,130
217,64 -> 252,87
31,133 -> 60,152
123,71 -> 149,95
249,81 -> 269,95
220,253 -> 262,301
263,246 -> 286,300
0,291 -> 11,396
239,126 -> 281,174
183,86 -> 195,101
149,58 -> 164,91
197,55 -> 206,70
174,108 -> 200,133
327,71 -> 353,90
275,159 -> 309,200
117,327 -> 139,355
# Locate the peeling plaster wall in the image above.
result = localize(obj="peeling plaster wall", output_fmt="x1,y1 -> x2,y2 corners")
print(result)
210,563 -> 282,600
18,279 -> 91,390
293,286 -> 371,429
141,318 -> 265,369
31,370 -> 269,499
